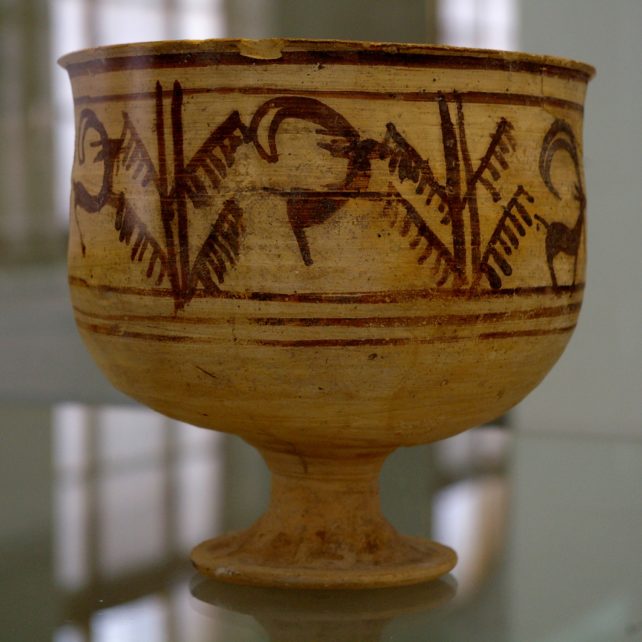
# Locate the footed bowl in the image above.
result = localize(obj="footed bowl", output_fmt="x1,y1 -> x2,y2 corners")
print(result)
60,39 -> 593,588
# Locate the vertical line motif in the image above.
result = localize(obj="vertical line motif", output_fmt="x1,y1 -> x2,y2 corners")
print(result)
456,93 -> 482,282
155,81 -> 180,299
437,93 -> 466,283
171,80 -> 189,305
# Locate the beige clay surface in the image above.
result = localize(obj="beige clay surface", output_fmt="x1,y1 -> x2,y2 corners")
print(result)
62,39 -> 593,588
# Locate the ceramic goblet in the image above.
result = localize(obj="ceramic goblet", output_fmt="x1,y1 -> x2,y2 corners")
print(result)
60,39 -> 593,589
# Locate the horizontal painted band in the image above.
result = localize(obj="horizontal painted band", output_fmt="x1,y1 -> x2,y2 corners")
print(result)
73,302 -> 580,327
64,50 -> 592,83
73,87 -> 584,113
76,318 -> 576,346
69,275 -> 584,304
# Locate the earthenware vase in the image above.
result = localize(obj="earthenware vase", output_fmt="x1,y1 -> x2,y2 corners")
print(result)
60,39 -> 593,588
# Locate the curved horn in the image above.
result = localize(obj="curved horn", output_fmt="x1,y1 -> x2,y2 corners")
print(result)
74,109 -> 114,212
539,119 -> 581,200
248,96 -> 360,163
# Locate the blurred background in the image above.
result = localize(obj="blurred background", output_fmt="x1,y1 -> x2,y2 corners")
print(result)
1,1 -> 640,641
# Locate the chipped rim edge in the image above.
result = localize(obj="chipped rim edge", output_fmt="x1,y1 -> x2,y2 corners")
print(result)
58,37 -> 596,81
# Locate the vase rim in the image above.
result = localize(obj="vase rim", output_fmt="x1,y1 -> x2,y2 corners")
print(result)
58,37 -> 595,81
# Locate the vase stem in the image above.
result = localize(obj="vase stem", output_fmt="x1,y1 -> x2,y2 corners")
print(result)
254,445 -> 396,564
192,442 -> 457,588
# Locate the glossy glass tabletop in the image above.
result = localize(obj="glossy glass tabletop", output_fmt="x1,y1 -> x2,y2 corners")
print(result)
1,403 -> 641,642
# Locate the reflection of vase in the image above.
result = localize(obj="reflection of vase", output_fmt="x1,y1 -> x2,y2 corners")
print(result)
60,39 -> 594,588
190,576 -> 456,642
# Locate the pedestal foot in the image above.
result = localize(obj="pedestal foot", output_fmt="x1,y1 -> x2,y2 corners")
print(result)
192,531 -> 456,589
191,444 -> 456,588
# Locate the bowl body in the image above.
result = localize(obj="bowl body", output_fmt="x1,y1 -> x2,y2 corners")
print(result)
62,40 -> 593,450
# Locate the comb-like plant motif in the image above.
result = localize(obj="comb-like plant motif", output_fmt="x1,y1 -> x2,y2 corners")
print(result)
188,199 -> 245,294
71,82 -> 582,305
111,194 -> 168,286
478,186 -> 537,289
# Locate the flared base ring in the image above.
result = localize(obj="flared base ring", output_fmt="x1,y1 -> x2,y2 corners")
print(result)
191,531 -> 457,589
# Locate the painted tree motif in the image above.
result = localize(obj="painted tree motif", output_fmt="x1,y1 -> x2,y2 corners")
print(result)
72,81 -> 583,308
